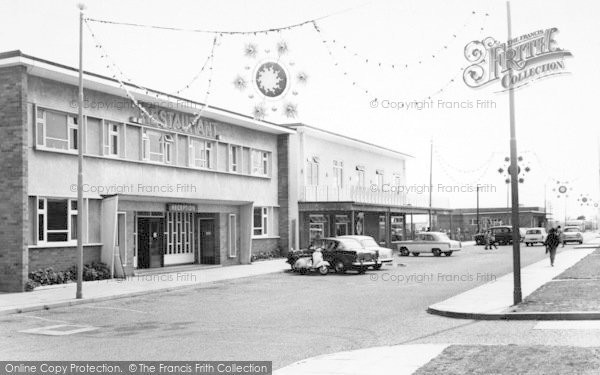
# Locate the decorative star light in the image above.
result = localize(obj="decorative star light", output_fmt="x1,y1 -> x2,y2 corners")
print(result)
234,41 -> 307,119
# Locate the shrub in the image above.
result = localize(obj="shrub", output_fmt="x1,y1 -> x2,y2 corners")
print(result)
251,248 -> 282,262
27,261 -> 111,290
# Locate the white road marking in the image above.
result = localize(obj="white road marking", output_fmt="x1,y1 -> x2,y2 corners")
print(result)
20,324 -> 98,336
19,315 -> 69,324
74,305 -> 149,314
534,321 -> 600,330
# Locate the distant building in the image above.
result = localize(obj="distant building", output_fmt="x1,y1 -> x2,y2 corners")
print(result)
437,206 -> 549,240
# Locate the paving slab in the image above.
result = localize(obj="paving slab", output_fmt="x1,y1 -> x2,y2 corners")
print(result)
274,344 -> 449,375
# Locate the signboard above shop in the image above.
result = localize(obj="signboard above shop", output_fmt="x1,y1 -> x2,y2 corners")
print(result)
135,104 -> 218,139
167,203 -> 198,213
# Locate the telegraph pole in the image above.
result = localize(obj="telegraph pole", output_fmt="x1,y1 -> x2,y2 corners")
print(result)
76,3 -> 85,299
507,1 -> 522,305
429,138 -> 433,231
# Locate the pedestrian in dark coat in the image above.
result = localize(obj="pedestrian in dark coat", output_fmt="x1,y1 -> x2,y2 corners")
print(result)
545,228 -> 560,267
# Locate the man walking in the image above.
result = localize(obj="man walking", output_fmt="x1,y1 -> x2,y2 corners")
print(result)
545,227 -> 560,266
556,225 -> 564,247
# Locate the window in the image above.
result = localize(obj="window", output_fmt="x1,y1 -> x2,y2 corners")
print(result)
144,129 -> 167,163
166,212 -> 193,255
230,145 -> 240,172
356,166 -> 365,188
306,158 -> 319,185
35,109 -> 78,151
37,198 -> 77,243
141,129 -> 150,160
190,138 -> 214,168
377,169 -> 385,187
104,122 -> 119,156
163,134 -> 174,164
333,160 -> 344,187
252,150 -> 270,176
253,207 -> 269,236
335,215 -> 349,236
228,214 -> 237,257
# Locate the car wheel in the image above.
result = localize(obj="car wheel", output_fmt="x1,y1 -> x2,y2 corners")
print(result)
444,251 -> 453,256
579,241 -> 583,244
373,264 -> 382,270
357,267 -> 366,274
400,247 -> 410,257
432,249 -> 442,257
299,268 -> 307,275
334,261 -> 345,274
412,252 -> 420,256
318,265 -> 328,275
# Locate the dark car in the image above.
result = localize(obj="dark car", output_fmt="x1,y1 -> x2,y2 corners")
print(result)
475,226 -> 515,246
288,238 -> 378,274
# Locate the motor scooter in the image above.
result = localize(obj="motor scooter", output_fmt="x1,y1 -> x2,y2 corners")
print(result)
293,248 -> 330,275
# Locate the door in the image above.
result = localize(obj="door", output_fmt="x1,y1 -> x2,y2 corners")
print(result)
137,218 -> 164,269
199,219 -> 217,264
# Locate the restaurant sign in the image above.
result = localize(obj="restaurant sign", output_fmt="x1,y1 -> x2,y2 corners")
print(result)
463,27 -> 572,91
138,104 -> 218,138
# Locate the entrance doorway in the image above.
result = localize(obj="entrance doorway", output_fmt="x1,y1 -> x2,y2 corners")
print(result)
137,217 -> 164,269
199,219 -> 217,264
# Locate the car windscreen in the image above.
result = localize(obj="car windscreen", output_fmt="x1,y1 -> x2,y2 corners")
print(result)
360,238 -> 379,247
564,228 -> 580,232
337,238 -> 362,250
526,230 -> 541,234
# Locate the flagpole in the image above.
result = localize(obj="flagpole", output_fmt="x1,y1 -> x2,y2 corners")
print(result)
507,1 -> 522,305
76,3 -> 85,299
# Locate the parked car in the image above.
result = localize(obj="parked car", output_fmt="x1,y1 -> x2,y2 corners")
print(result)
337,235 -> 394,270
562,226 -> 583,245
524,228 -> 547,246
290,237 -> 378,274
396,232 -> 461,257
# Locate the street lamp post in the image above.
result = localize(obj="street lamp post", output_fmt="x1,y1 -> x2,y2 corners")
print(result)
476,184 -> 480,234
507,1 -> 522,305
76,4 -> 85,299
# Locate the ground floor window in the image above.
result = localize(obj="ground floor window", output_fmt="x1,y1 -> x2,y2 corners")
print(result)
37,197 -> 77,243
166,212 -> 194,255
253,207 -> 269,236
228,214 -> 237,257
335,215 -> 349,236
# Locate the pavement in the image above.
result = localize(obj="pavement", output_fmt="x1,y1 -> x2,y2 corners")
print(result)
427,247 -> 599,319
0,259 -> 288,315
274,344 -> 450,375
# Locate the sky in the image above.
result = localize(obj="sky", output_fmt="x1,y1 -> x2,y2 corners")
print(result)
1,0 -> 599,221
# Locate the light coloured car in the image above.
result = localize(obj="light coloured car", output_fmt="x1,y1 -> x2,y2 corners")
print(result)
524,228 -> 547,246
562,226 -> 583,245
396,232 -> 461,257
337,235 -> 394,269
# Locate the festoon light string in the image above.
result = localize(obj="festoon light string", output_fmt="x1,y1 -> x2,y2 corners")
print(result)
311,10 -> 490,100
320,11 -> 489,72
85,19 -> 218,128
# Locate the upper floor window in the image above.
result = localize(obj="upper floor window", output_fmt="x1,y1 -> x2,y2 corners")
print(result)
230,145 -> 240,172
356,165 -> 366,188
333,160 -> 344,188
189,138 -> 214,169
376,169 -> 385,187
142,129 -> 173,164
306,157 -> 319,186
252,150 -> 270,176
35,108 -> 78,151
104,122 -> 120,156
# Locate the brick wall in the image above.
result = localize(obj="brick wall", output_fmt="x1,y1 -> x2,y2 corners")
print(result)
28,246 -> 102,273
251,237 -> 279,257
277,134 -> 290,255
0,65 -> 29,292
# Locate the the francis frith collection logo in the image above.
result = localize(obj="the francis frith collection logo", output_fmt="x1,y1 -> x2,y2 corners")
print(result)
463,27 -> 572,91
